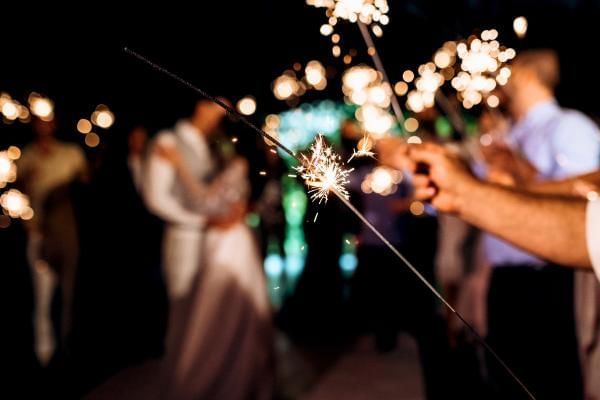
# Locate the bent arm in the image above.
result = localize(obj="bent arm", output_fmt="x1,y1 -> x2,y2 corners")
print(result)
143,150 -> 204,227
456,180 -> 590,268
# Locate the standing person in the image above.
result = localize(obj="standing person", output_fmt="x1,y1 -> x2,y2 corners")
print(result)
154,143 -> 273,400
144,100 -> 223,302
349,162 -> 452,399
18,117 -> 87,366
143,100 -> 225,384
475,49 -> 600,400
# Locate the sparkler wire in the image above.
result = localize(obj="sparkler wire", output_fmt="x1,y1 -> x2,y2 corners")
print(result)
123,47 -> 536,400
356,21 -> 407,135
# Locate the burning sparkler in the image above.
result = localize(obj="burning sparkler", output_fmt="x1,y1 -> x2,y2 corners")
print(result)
294,135 -> 352,203
308,0 -> 406,135
348,133 -> 376,162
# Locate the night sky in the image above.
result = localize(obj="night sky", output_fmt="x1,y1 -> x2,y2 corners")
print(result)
2,1 -> 600,147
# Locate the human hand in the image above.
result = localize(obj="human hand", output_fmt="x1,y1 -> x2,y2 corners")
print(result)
410,142 -> 477,214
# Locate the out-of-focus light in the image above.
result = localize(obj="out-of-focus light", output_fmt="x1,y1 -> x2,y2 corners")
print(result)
513,16 -> 528,38
0,189 -> 32,219
394,81 -> 408,96
372,24 -> 383,37
92,106 -> 115,129
434,50 -> 452,69
361,166 -> 402,196
237,96 -> 257,116
1,101 -> 18,120
7,146 -> 20,160
264,254 -> 284,277
404,117 -> 419,133
406,90 -> 424,113
77,118 -> 92,134
486,94 -> 500,108
85,132 -> 100,148
273,75 -> 299,100
320,23 -> 334,36
343,54 -> 352,64
0,215 -> 10,228
410,200 -> 425,216
332,45 -> 341,57
18,105 -> 30,121
332,33 -> 340,43
0,151 -> 17,187
407,135 -> 422,144
265,114 -> 281,129
480,133 -> 493,146
403,70 -> 415,83
305,60 -> 327,88
28,93 -> 54,120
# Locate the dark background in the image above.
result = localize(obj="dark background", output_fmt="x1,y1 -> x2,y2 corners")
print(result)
2,0 -> 600,147
2,1 -> 600,397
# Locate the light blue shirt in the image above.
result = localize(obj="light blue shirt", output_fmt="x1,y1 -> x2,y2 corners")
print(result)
484,100 -> 600,267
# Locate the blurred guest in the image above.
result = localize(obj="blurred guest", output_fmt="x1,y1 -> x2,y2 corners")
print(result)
17,117 -> 87,365
154,143 -> 273,400
349,161 -> 452,399
476,49 -> 599,399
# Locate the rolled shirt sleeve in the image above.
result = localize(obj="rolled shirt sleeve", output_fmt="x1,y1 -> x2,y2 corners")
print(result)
586,199 -> 600,281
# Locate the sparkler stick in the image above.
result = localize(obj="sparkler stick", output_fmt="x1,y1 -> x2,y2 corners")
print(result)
123,47 -> 536,400
356,21 -> 407,134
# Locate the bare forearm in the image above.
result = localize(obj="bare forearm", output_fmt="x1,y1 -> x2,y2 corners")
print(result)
457,180 -> 590,268
528,171 -> 600,195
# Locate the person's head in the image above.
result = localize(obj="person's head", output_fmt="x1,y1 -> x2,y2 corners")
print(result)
190,98 -> 229,136
128,126 -> 148,157
31,117 -> 57,141
504,49 -> 560,119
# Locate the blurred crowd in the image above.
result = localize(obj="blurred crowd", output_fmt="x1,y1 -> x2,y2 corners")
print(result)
2,47 -> 600,400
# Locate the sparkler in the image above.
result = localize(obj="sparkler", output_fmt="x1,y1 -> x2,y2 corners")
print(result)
123,48 -> 536,400
348,133 -> 376,162
308,0 -> 407,139
294,135 -> 352,203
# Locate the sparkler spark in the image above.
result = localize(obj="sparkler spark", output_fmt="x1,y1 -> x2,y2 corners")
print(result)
294,135 -> 352,203
348,133 -> 376,162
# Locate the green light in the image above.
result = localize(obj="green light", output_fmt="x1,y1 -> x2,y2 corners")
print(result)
245,212 -> 260,228
435,116 -> 453,138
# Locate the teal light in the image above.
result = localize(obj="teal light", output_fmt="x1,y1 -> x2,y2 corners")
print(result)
339,253 -> 358,276
264,254 -> 284,278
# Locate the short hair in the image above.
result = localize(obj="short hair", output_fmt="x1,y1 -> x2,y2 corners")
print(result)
512,49 -> 560,90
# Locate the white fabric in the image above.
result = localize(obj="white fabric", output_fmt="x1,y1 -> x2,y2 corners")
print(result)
586,199 -> 600,281
143,124 -> 208,228
143,120 -> 212,299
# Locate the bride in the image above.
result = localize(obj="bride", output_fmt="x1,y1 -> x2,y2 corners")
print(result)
155,144 -> 273,400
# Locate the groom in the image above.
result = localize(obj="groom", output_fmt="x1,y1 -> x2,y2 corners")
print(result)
143,99 -> 227,306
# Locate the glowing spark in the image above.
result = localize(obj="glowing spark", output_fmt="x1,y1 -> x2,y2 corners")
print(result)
314,212 -> 319,222
232,137 -> 238,143
294,135 -> 352,203
259,171 -> 267,176
288,174 -> 297,178
348,133 -> 376,162
270,148 -> 277,154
